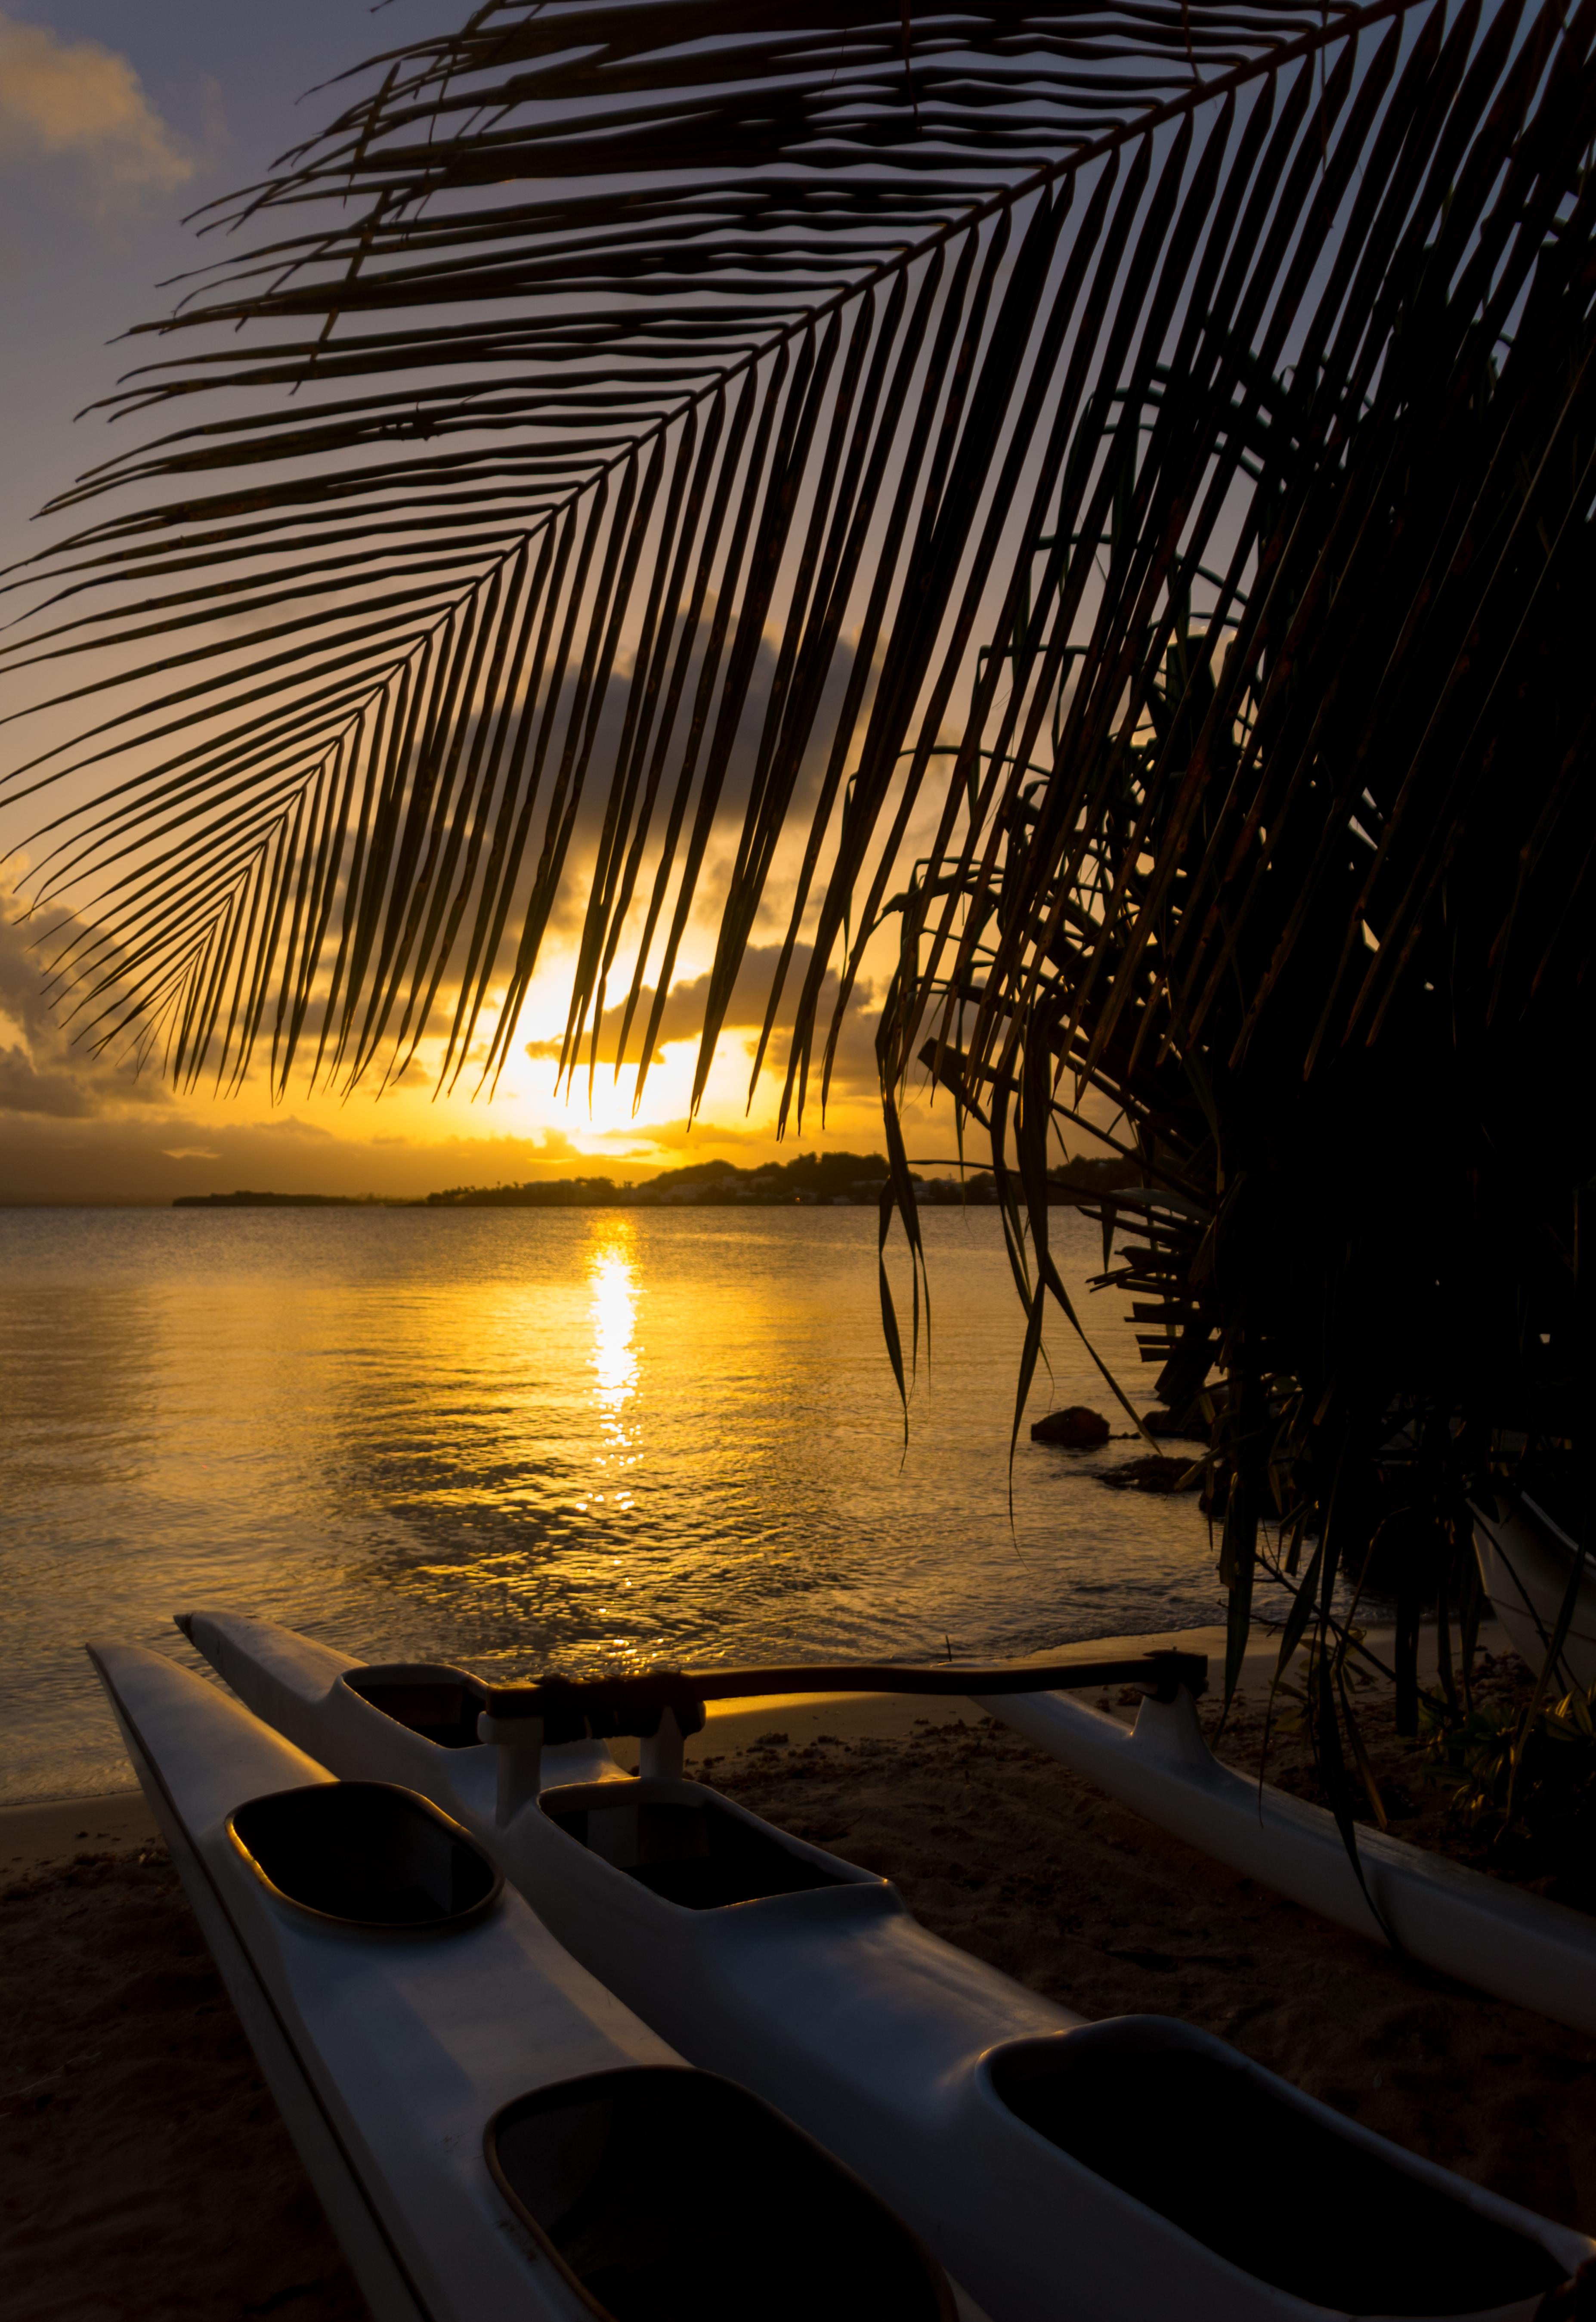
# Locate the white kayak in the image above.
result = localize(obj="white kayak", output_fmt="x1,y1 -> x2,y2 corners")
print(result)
89,1639 -> 958,2322
1472,1494 -> 1596,1696
972,1671 -> 1596,2041
179,1607 -> 1594,2322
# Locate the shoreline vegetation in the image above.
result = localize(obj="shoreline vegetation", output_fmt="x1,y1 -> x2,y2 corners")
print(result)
169,1151 -> 1143,1211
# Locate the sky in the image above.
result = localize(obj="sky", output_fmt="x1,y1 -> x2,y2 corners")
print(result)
0,0 -> 1013,1200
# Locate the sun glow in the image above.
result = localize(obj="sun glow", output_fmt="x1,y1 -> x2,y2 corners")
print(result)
492,1031 -> 753,1146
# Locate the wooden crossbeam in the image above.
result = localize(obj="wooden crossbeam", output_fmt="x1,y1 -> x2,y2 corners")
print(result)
473,1649 -> 1207,1732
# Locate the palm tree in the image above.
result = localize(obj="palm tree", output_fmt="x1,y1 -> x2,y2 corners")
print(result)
5,0 -> 1594,1820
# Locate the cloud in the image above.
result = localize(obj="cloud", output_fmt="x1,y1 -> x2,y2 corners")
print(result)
526,941 -> 882,1093
0,895 -> 172,1118
0,12 -> 192,195
622,1115 -> 769,1154
0,1099 -> 815,1203
0,1042 -> 100,1117
526,617 -> 872,954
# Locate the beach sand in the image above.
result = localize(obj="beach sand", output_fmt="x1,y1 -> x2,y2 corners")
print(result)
2,1842 -> 364,2322
6,1630 -> 1593,2315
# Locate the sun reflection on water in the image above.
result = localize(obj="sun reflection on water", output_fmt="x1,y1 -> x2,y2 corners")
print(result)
1,1206 -> 1233,1799
585,1223 -> 640,1519
589,1224 -> 638,1411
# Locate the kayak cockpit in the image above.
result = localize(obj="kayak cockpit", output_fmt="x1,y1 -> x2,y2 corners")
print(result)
343,1663 -> 489,1748
987,2022 -> 1566,2316
487,2064 -> 952,2322
228,1780 -> 502,1931
541,1779 -> 872,1911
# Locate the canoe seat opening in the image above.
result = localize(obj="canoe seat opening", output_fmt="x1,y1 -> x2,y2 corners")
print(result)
543,1789 -> 850,1910
989,2026 -> 1564,2316
486,2066 -> 951,2322
228,1783 -> 501,1930
344,1665 -> 488,1749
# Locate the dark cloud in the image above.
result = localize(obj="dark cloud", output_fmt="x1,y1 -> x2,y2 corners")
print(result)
523,942 -> 806,1065
533,616 -> 870,951
0,1044 -> 103,1117
1,611 -> 877,1115
0,895 -> 171,1118
0,588 -> 895,1187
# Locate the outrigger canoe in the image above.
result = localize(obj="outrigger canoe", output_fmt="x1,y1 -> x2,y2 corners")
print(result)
179,1607 -> 1593,2322
89,1640 -> 958,2322
971,1670 -> 1596,2041
1472,1494 -> 1596,1697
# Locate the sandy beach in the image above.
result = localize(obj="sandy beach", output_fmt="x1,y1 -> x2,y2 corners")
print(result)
6,1630 -> 1593,2316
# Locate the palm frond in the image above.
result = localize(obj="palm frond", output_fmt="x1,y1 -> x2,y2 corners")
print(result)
3,0 -> 1528,1110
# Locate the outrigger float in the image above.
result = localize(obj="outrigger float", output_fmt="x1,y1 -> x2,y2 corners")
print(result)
88,1640 -> 958,2322
1472,1494 -> 1596,1697
177,1607 -> 1593,2322
972,1666 -> 1596,2042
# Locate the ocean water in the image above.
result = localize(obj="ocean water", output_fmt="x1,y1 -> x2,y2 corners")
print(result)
0,1203 -> 1223,1803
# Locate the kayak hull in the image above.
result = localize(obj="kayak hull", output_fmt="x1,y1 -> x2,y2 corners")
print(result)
96,1650 -> 435,2322
974,1678 -> 1596,2039
179,1609 -> 1594,2322
94,1642 -> 957,2322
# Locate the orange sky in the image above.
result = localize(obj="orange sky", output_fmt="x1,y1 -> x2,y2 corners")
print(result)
0,6 -> 1128,1205
0,866 -> 1010,1200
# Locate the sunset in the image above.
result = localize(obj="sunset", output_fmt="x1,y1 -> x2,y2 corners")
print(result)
0,0 -> 940,1205
0,889 -> 913,1200
4,3 -> 1595,2316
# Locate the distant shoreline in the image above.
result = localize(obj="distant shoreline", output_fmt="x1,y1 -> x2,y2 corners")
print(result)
182,1152 -> 1143,1211
0,1184 -> 1131,1211
0,1154 -> 1146,1211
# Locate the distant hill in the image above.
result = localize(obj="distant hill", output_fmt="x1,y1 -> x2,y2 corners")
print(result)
169,1155 -> 1146,1211
422,1151 -> 894,1207
421,1150 -> 1145,1207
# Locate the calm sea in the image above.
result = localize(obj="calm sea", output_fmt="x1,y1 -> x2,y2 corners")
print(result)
0,1203 -> 1224,1803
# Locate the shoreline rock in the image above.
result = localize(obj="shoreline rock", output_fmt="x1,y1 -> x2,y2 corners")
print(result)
1030,1405 -> 1111,1448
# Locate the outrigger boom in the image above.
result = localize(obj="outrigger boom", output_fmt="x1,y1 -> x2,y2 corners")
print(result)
465,1651 -> 1209,1735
